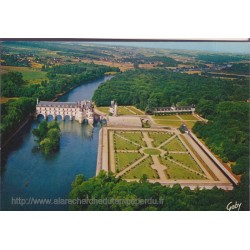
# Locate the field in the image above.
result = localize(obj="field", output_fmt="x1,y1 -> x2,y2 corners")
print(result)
0,97 -> 18,104
0,66 -> 48,84
109,129 -> 208,182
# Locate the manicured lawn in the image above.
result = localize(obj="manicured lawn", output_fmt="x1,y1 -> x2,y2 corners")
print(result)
114,133 -> 139,150
168,153 -> 203,173
123,157 -> 158,179
163,137 -> 187,152
178,114 -> 199,120
152,115 -> 180,120
117,131 -> 146,147
118,106 -> 135,115
144,148 -> 161,155
115,152 -> 142,172
95,106 -> 110,114
160,157 -> 205,180
154,120 -> 182,127
126,106 -> 145,115
148,132 -> 173,147
0,66 -> 48,84
184,121 -> 197,129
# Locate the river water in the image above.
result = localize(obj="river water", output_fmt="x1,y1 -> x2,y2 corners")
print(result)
0,75 -> 112,211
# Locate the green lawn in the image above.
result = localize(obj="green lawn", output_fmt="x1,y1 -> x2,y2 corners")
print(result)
144,148 -> 161,155
152,115 -> 180,120
115,152 -> 142,172
168,153 -> 203,173
184,121 -> 197,129
163,137 -> 187,152
123,157 -> 158,179
116,131 -> 146,147
126,106 -> 145,115
95,106 -> 110,114
178,114 -> 199,120
118,106 -> 135,115
148,132 -> 173,147
114,133 -> 140,150
160,157 -> 205,180
154,120 -> 183,127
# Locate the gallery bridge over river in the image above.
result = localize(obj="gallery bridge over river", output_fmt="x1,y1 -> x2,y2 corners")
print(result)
36,99 -> 103,125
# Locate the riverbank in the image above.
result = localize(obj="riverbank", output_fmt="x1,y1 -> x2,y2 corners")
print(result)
1,75 -> 111,211
1,75 -> 112,150
1,114 -> 33,150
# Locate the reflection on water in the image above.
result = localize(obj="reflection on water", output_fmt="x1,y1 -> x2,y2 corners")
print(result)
0,76 -> 112,211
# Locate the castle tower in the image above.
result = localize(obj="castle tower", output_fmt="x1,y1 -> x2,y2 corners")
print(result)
114,102 -> 118,116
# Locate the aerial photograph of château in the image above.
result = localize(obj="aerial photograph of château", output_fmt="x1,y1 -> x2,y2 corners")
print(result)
0,40 -> 249,211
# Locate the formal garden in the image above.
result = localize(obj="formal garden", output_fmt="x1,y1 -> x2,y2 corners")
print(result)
110,129 -> 208,182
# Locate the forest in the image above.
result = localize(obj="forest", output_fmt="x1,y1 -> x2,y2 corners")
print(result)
222,63 -> 249,75
69,170 -> 249,211
92,69 -> 248,117
91,68 -> 249,210
193,101 -> 249,174
0,97 -> 36,142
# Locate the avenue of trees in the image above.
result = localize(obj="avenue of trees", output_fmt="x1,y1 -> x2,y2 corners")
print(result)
69,171 -> 249,211
32,120 -> 61,155
92,69 -> 248,117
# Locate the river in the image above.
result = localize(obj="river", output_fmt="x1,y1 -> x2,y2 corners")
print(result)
0,75 -> 113,211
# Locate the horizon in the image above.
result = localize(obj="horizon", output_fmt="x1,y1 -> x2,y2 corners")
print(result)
82,41 -> 250,55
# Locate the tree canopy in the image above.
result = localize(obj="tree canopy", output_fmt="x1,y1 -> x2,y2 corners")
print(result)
69,171 -> 249,211
92,69 -> 248,117
32,120 -> 61,155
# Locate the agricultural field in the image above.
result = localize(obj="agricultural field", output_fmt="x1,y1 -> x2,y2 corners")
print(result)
0,66 -> 48,84
0,97 -> 18,104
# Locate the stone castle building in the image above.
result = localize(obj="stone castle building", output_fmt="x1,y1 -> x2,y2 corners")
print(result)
36,99 -> 94,125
